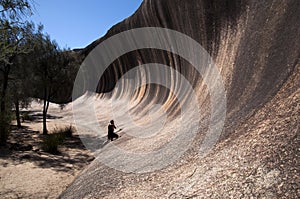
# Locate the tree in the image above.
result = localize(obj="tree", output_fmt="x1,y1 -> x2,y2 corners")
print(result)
0,0 -> 33,144
32,34 -> 71,134
0,0 -> 33,66
9,43 -> 35,128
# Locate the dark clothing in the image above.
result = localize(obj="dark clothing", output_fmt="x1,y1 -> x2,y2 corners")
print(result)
108,124 -> 118,141
108,124 -> 116,133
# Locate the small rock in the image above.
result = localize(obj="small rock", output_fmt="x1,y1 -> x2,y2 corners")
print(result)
66,164 -> 73,168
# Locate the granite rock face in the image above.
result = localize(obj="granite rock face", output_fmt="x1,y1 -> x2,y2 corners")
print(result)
63,0 -> 300,198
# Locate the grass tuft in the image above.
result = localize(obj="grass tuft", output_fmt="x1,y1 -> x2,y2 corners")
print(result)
41,125 -> 75,154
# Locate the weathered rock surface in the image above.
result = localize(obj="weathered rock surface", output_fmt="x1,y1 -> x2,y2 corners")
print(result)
62,0 -> 299,198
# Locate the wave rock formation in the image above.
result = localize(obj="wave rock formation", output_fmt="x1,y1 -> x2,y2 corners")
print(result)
62,0 -> 299,198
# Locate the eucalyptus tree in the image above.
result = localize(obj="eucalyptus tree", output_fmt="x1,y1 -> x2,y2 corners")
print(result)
0,0 -> 33,144
32,34 -> 72,135
9,29 -> 39,128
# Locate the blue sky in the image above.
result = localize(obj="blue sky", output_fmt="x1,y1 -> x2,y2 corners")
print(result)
30,0 -> 143,49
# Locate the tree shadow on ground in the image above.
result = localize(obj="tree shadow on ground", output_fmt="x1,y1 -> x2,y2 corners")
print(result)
0,128 -> 94,173
18,110 -> 63,123
0,120 -> 128,173
29,113 -> 63,123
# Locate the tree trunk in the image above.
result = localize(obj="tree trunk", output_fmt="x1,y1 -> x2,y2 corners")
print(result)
42,86 -> 48,135
0,66 -> 10,145
0,66 -> 10,112
15,98 -> 21,128
42,110 -> 47,134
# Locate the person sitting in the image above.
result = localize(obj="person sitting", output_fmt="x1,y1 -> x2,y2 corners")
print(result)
107,120 -> 119,141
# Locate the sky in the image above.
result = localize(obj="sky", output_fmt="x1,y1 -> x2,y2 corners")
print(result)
30,0 -> 143,49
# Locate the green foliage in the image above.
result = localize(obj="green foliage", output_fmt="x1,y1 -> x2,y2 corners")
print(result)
0,0 -> 35,143
0,0 -> 32,22
41,126 -> 75,154
0,0 -> 81,143
0,0 -> 35,65
41,132 -> 65,154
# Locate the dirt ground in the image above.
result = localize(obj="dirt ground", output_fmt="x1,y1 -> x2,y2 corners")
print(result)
0,103 -> 94,198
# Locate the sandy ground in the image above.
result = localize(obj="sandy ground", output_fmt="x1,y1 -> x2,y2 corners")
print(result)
0,102 -> 94,198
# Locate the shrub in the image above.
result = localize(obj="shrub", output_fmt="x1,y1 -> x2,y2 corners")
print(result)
21,112 -> 32,121
63,125 -> 75,137
52,125 -> 75,137
41,125 -> 75,154
41,132 -> 65,154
